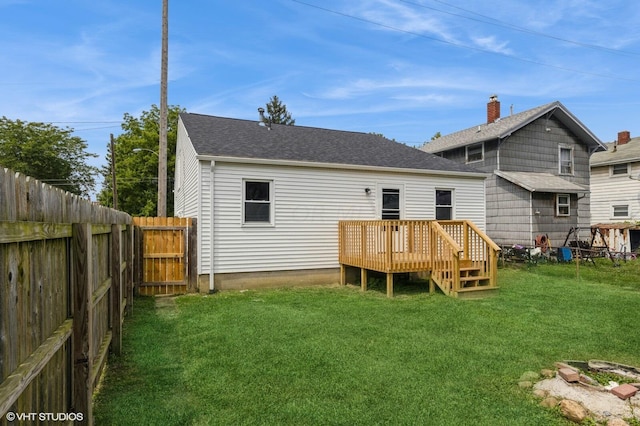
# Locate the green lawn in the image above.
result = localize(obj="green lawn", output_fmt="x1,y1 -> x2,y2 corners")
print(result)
94,259 -> 640,425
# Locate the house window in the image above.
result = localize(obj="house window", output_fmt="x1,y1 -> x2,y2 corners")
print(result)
559,146 -> 573,175
556,194 -> 570,216
611,163 -> 629,176
381,188 -> 400,220
243,180 -> 273,224
466,143 -> 484,163
612,205 -> 629,218
436,189 -> 453,220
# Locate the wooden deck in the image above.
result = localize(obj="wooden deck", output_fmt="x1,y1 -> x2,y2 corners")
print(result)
338,220 -> 500,298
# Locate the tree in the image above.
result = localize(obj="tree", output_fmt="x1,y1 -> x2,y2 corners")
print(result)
265,95 -> 295,125
0,117 -> 98,197
431,132 -> 442,140
97,105 -> 185,216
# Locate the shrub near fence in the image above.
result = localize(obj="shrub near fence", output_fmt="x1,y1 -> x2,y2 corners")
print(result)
0,168 -> 133,425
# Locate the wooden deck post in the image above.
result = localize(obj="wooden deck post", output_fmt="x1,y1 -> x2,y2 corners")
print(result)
361,268 -> 367,292
386,272 -> 393,297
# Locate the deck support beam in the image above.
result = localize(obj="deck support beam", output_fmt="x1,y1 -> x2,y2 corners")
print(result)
386,273 -> 393,298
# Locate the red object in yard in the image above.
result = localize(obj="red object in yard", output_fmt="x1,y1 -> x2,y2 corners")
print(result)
558,368 -> 580,382
611,384 -> 638,400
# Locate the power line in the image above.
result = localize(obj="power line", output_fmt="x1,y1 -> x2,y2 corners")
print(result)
291,0 -> 640,83
401,0 -> 640,57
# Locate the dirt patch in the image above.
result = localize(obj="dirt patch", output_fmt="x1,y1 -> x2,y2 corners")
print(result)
535,377 -> 640,421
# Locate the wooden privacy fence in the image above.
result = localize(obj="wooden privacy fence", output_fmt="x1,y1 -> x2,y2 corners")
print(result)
0,168 -> 133,425
133,217 -> 197,296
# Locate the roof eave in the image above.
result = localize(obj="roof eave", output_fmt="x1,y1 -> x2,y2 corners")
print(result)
196,154 -> 488,179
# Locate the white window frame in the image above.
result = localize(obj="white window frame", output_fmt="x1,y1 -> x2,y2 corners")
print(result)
378,185 -> 403,220
435,189 -> 454,220
611,163 -> 629,176
612,204 -> 629,219
558,146 -> 574,175
556,193 -> 570,217
465,142 -> 484,163
242,179 -> 274,226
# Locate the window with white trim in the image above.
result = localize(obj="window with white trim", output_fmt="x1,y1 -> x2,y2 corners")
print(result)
559,146 -> 573,175
612,205 -> 629,218
436,189 -> 453,220
611,163 -> 629,176
381,188 -> 401,219
466,142 -> 484,163
556,194 -> 570,216
243,180 -> 273,224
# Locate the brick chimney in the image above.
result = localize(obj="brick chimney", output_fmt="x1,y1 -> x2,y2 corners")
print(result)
617,130 -> 631,145
487,94 -> 500,123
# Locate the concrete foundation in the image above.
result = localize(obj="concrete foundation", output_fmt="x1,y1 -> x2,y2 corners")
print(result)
197,268 -> 342,292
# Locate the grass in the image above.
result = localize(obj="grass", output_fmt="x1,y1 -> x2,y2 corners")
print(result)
94,259 -> 640,425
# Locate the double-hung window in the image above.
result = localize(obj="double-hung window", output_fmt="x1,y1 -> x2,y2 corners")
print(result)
611,163 -> 629,176
559,146 -> 573,175
243,180 -> 273,225
556,194 -> 570,216
436,189 -> 453,220
612,205 -> 629,218
466,142 -> 483,163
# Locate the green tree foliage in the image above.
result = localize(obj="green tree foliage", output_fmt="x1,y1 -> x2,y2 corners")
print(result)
0,117 -> 98,197
431,132 -> 441,140
265,95 -> 295,125
98,105 -> 185,216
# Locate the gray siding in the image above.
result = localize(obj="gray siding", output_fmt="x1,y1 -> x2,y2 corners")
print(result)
500,117 -> 590,187
486,174 -> 531,246
531,192 -> 579,246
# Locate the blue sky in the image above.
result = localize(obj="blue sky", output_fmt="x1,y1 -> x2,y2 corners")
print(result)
2,0 -> 640,198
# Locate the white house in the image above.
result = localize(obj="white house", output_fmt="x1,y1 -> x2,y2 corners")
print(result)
174,112 -> 489,292
590,131 -> 640,252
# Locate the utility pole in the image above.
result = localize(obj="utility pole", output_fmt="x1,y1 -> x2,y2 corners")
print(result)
110,134 -> 118,210
158,0 -> 168,217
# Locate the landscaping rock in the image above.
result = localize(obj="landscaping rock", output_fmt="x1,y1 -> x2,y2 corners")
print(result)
520,371 -> 540,382
533,389 -> 547,398
541,369 -> 555,378
540,396 -> 558,408
555,362 -> 579,371
559,399 -> 588,423
518,381 -> 533,389
607,419 -> 629,426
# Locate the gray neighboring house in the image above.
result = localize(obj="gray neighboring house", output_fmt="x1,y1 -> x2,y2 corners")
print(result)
421,96 -> 607,248
174,112 -> 488,292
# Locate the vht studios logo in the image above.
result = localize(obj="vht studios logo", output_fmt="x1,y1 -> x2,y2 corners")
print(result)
5,412 -> 84,422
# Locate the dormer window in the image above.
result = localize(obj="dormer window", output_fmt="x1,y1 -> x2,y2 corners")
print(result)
466,142 -> 484,163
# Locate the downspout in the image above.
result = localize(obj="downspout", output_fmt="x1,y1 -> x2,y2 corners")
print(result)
209,160 -> 216,293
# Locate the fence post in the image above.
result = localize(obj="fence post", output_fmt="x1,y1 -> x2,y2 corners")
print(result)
111,224 -> 122,355
72,223 -> 93,425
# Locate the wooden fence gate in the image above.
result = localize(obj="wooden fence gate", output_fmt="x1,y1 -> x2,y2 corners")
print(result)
133,217 -> 197,296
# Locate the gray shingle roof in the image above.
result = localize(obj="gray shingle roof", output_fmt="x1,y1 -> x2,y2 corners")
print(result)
590,137 -> 640,166
495,171 -> 588,193
180,113 -> 482,174
422,101 -> 605,153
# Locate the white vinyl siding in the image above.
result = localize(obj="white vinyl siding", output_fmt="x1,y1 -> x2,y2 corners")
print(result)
590,162 -> 640,224
196,162 -> 486,274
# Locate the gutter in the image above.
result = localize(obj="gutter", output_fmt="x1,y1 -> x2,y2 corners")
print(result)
195,155 -> 488,179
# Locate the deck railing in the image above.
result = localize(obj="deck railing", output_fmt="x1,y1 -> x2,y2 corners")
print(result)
339,220 -> 500,296
339,220 -> 431,272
